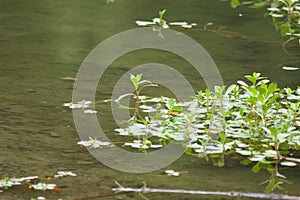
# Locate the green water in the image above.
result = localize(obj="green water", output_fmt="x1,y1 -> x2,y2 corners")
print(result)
1,0 -> 299,199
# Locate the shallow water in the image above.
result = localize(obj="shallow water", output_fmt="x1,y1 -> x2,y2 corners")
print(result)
1,0 -> 300,199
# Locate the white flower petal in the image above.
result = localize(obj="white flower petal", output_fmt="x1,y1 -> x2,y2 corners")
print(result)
282,66 -> 299,71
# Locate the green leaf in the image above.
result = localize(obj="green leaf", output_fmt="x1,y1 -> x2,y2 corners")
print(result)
253,2 -> 267,7
217,157 -> 225,167
280,23 -> 290,37
159,9 -> 166,18
130,74 -> 142,89
166,98 -> 175,110
240,159 -> 252,165
245,75 -> 257,85
267,93 -> 281,104
225,84 -> 237,96
247,87 -> 258,96
172,106 -> 183,112
251,162 -> 261,173
205,88 -> 210,98
267,83 -> 278,96
219,132 -> 226,144
265,178 -> 276,193
185,148 -> 192,154
231,0 -> 241,8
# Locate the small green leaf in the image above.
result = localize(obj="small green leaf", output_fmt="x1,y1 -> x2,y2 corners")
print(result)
219,133 -> 226,143
245,75 -> 257,85
251,162 -> 261,173
159,9 -> 166,18
166,98 -> 175,110
172,106 -> 183,112
280,24 -> 290,37
130,73 -> 142,89
253,2 -> 266,7
205,88 -> 210,98
240,159 -> 252,165
265,178 -> 276,193
217,157 -> 225,167
231,0 -> 241,8
269,82 -> 277,92
186,147 -> 192,154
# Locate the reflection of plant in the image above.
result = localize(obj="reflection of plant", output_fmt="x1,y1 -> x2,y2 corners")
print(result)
114,72 -> 300,193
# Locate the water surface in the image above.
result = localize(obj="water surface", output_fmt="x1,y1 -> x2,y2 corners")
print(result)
1,0 -> 299,199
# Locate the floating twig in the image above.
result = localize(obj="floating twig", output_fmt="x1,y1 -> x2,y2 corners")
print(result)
282,37 -> 298,56
112,181 -> 300,200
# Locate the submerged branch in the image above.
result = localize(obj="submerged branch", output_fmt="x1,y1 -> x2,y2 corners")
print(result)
112,181 -> 300,200
282,37 -> 298,56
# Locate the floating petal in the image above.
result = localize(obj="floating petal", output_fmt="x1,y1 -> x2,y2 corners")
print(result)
280,161 -> 297,167
282,66 -> 299,71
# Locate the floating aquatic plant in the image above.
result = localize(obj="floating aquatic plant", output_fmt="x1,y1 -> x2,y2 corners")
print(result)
77,137 -> 112,149
124,139 -> 163,149
83,109 -> 97,114
54,171 -> 77,178
282,66 -> 299,70
230,0 -> 300,46
0,177 -> 21,190
165,170 -> 180,177
29,183 -> 57,191
135,9 -> 197,30
111,72 -> 300,192
267,0 -> 300,39
1,171 -> 76,195
63,100 -> 97,114
0,176 -> 39,193
63,100 -> 92,109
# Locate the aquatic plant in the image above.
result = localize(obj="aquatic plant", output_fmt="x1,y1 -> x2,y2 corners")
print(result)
0,171 -> 76,195
114,73 -> 158,123
77,137 -> 112,148
63,100 -> 97,114
113,72 -> 300,192
230,0 -> 300,45
135,9 -> 197,29
165,169 -> 180,177
54,171 -> 77,178
29,183 -> 57,191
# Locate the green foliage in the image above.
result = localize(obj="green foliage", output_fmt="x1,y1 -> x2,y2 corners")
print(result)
114,72 -> 300,193
115,73 -> 158,123
231,0 -> 241,8
230,0 -> 300,44
159,9 -> 167,24
268,0 -> 300,40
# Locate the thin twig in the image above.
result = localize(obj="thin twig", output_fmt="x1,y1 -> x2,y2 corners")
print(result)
112,181 -> 300,200
282,37 -> 297,56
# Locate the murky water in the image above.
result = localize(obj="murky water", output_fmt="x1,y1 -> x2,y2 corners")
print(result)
1,0 -> 299,199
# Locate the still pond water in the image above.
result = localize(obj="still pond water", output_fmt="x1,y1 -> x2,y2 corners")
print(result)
1,0 -> 299,199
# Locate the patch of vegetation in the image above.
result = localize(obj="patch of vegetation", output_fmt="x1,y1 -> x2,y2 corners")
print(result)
114,73 -> 300,193
231,0 -> 300,46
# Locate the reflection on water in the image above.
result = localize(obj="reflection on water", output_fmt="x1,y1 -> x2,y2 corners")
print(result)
1,0 -> 299,199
